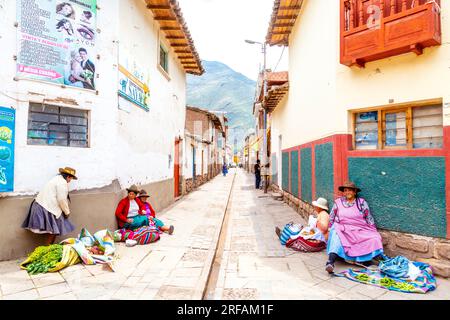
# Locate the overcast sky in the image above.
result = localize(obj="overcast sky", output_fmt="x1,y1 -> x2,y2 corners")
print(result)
177,0 -> 289,81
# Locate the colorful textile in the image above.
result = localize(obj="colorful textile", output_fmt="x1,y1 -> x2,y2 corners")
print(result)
132,226 -> 160,245
123,215 -> 149,230
152,217 -> 165,229
328,197 -> 383,258
286,237 -> 326,252
327,226 -> 383,262
60,228 -> 116,266
114,226 -> 160,245
280,223 -> 302,245
335,262 -> 437,294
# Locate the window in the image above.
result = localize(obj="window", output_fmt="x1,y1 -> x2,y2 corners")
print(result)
354,103 -> 443,150
28,103 -> 89,148
159,43 -> 169,73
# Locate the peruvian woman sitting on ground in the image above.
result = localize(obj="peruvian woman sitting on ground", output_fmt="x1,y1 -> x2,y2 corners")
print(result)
115,185 -> 149,231
276,197 -> 330,252
138,190 -> 174,235
325,181 -> 384,274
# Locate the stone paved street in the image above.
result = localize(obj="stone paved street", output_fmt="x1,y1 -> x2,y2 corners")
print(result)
1,169 -> 450,300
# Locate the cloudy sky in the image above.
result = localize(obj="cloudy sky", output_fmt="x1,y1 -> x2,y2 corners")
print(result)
177,0 -> 289,81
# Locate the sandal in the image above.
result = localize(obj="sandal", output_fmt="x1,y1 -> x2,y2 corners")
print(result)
325,263 -> 335,274
169,225 -> 174,235
275,226 -> 281,239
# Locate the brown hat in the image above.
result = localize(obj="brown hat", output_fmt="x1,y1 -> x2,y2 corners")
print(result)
338,181 -> 361,193
126,185 -> 140,194
59,167 -> 78,180
138,189 -> 150,198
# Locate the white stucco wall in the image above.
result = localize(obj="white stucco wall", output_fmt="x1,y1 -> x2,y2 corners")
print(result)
272,0 -> 450,150
0,0 -> 188,196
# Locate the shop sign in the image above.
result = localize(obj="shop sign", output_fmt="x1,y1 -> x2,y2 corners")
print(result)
0,107 -> 15,192
118,65 -> 150,111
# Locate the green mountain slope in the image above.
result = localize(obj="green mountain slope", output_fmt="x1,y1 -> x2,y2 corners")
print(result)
187,61 -> 256,150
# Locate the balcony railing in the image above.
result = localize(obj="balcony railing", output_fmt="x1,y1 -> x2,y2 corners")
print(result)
340,0 -> 441,67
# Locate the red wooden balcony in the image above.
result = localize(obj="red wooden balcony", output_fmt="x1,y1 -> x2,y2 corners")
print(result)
340,0 -> 441,67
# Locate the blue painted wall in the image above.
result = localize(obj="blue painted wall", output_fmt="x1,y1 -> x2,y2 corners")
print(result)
315,143 -> 334,210
349,157 -> 447,238
282,152 -> 289,192
301,148 -> 312,203
291,151 -> 299,197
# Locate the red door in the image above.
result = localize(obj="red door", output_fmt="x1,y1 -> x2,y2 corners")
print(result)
174,138 -> 181,198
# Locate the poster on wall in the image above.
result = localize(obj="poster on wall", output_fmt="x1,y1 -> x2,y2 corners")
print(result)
0,107 -> 16,192
17,0 -> 97,90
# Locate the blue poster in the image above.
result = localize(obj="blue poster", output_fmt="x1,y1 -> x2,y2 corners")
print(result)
0,107 -> 15,192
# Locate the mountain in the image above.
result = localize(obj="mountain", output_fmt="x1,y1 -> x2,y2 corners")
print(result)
187,61 -> 256,150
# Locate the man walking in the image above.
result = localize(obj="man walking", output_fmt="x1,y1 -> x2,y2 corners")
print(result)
254,160 -> 261,189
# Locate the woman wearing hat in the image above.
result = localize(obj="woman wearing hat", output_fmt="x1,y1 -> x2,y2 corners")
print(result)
277,197 -> 330,252
138,190 -> 174,235
115,185 -> 148,230
22,167 -> 78,245
325,181 -> 384,274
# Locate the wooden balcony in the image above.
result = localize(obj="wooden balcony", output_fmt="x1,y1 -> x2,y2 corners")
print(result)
340,0 -> 441,67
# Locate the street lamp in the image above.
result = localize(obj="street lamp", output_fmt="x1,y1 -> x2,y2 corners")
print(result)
245,39 -> 269,194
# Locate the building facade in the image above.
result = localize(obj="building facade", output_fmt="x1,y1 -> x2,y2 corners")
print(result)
184,106 -> 227,193
0,0 -> 203,260
265,0 -> 450,276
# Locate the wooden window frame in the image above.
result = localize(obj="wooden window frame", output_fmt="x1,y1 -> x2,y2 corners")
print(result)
351,99 -> 443,151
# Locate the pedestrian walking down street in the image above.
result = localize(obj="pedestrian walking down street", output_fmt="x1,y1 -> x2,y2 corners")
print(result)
222,163 -> 228,177
254,160 -> 261,189
21,167 -> 77,245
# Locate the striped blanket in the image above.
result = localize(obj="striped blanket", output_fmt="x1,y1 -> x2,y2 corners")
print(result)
114,226 -> 160,245
335,262 -> 437,294
285,237 -> 326,252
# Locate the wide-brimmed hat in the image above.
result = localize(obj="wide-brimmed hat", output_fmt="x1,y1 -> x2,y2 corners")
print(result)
138,189 -> 150,198
59,167 -> 78,180
126,185 -> 140,194
312,197 -> 329,211
338,181 -> 361,193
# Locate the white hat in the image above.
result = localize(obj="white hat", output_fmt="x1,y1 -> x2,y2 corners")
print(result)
312,197 -> 329,211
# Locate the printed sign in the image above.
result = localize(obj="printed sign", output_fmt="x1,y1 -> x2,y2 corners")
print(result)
118,65 -> 150,111
17,0 -> 97,90
0,108 -> 16,192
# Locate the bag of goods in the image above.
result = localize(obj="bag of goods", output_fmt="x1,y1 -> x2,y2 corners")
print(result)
132,226 -> 160,245
93,230 -> 115,256
20,244 -> 64,275
280,222 -> 302,245
79,228 -> 96,247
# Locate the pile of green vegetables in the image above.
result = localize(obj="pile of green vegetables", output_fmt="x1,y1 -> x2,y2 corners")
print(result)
25,244 -> 63,275
355,273 -> 416,292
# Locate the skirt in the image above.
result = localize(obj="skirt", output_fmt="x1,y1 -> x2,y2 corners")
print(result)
327,226 -> 383,263
21,200 -> 75,236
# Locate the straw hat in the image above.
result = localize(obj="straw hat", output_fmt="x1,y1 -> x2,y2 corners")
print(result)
338,181 -> 361,193
312,197 -> 329,211
138,189 -> 150,198
126,185 -> 140,194
59,167 -> 78,180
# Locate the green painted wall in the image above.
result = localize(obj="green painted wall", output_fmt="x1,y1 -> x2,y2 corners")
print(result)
301,148 -> 312,203
315,143 -> 334,209
349,157 -> 447,238
291,151 -> 299,197
282,152 -> 289,192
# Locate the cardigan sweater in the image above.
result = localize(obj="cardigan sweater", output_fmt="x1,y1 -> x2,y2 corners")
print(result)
115,197 -> 146,228
35,175 -> 71,219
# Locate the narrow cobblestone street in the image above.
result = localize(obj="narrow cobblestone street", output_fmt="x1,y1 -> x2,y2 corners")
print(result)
1,169 -> 450,300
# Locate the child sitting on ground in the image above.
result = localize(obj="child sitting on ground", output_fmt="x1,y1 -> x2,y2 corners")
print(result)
138,190 -> 174,235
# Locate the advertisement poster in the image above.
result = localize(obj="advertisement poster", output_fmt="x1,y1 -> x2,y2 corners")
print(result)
17,0 -> 97,90
0,108 -> 16,192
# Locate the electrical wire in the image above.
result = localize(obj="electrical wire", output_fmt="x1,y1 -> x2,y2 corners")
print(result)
273,46 -> 286,72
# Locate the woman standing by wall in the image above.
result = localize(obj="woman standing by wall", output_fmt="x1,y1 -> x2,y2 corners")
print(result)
21,167 -> 77,245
